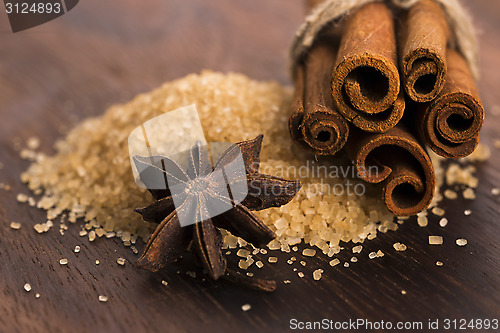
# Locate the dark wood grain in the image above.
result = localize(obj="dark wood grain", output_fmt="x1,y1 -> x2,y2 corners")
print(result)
0,1 -> 499,332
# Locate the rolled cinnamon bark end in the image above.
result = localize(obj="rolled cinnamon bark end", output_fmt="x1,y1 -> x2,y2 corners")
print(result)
347,126 -> 435,216
331,2 -> 401,133
289,40 -> 350,156
302,40 -> 349,155
401,0 -> 449,103
417,50 -> 484,158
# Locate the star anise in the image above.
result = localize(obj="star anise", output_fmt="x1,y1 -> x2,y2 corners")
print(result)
133,135 -> 301,292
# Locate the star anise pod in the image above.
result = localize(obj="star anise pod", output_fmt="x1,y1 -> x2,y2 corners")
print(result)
133,135 -> 301,292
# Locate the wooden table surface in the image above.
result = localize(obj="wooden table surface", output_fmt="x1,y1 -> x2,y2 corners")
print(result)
0,1 -> 499,332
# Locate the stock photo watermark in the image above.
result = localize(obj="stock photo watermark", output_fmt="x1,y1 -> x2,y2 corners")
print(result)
3,0 -> 79,32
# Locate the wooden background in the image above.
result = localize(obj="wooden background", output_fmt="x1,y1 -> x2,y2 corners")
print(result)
0,1 -> 499,332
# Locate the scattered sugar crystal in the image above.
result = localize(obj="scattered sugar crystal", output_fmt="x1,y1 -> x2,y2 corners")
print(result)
283,280 -> 291,284
350,257 -> 358,262
27,137 -> 41,150
267,240 -> 280,250
439,218 -> 448,227
431,207 -> 445,216
368,252 -> 377,259
444,189 -> 458,200
252,248 -> 260,255
287,260 -> 293,265
88,230 -> 96,241
297,272 -> 305,278
10,222 -> 21,230
456,238 -> 467,246
79,230 -> 87,237
24,283 -> 31,292
274,218 -> 288,229
59,258 -> 68,265
259,249 -> 267,255
16,193 -> 28,203
344,262 -> 350,267
352,245 -> 363,254
74,246 -> 81,253
95,260 -> 100,265
376,250 -> 384,257
268,257 -> 278,263
313,269 -> 323,281
300,261 -> 306,266
33,224 -> 45,233
429,236 -> 443,245
292,246 -> 298,252
302,249 -> 316,257
329,258 -> 340,266
96,228 -> 106,237
436,261 -> 443,266
223,234 -> 238,249
117,258 -> 126,265
161,280 -> 168,286
492,188 -> 500,196
401,290 -> 407,295
464,209 -> 471,216
98,295 -> 108,302
241,304 -> 251,311
255,261 -> 264,268
417,215 -> 428,227
35,293 -> 40,298
238,257 -> 254,269
237,238 -> 248,247
463,188 -> 476,200
393,242 -> 407,251
290,256 -> 296,262
236,249 -> 250,258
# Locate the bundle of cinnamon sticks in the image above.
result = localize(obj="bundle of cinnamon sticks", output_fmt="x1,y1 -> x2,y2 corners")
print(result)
289,0 -> 484,216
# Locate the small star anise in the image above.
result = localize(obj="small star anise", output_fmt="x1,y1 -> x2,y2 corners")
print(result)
133,135 -> 301,292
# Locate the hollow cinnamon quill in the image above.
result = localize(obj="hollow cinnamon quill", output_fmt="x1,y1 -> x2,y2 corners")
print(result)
331,2 -> 404,133
400,0 -> 450,102
345,125 -> 435,216
289,39 -> 350,155
414,49 -> 484,158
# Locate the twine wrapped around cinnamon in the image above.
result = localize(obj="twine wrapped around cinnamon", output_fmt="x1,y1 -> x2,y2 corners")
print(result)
331,2 -> 404,132
399,0 -> 450,102
345,125 -> 435,216
290,0 -> 479,79
289,38 -> 350,155
413,49 -> 484,158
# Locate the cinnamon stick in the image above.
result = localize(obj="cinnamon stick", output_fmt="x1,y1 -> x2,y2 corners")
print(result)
414,49 -> 484,158
289,64 -> 308,149
345,125 -> 435,216
400,0 -> 450,103
331,2 -> 403,133
295,39 -> 350,155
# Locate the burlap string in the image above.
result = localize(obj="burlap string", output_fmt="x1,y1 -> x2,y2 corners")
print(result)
289,0 -> 479,79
